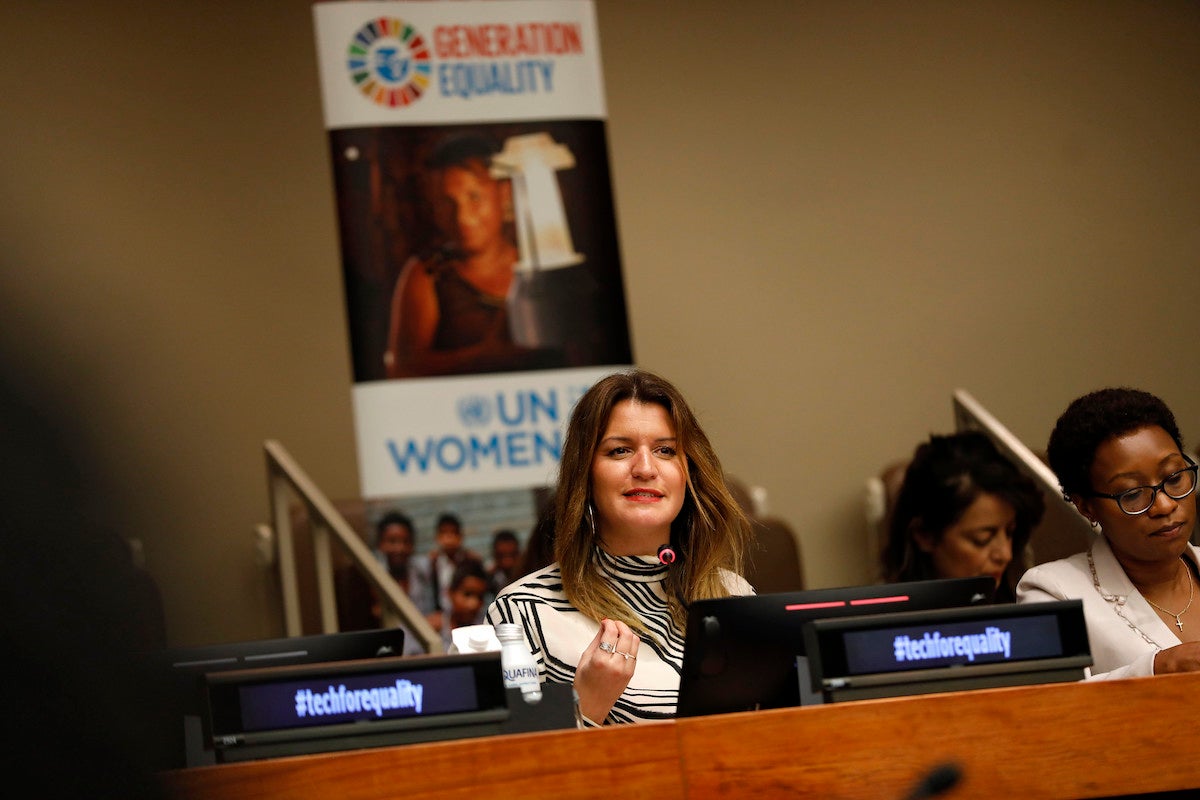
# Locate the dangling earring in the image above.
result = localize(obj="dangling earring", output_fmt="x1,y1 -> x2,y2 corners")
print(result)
585,501 -> 596,538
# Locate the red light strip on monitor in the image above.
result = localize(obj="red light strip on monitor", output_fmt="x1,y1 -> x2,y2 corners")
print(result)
783,594 -> 914,612
849,595 -> 910,606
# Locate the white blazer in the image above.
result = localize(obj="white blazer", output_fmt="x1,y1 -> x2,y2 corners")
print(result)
1017,534 -> 1200,680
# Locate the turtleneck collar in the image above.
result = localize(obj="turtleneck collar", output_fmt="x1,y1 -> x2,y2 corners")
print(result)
595,546 -> 668,583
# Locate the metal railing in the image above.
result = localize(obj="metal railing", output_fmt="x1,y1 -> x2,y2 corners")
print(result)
262,439 -> 443,653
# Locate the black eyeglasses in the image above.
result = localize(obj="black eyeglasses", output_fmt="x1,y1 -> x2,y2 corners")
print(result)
1085,455 -> 1199,516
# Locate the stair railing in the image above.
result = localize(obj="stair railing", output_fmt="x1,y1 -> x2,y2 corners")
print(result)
262,439 -> 443,653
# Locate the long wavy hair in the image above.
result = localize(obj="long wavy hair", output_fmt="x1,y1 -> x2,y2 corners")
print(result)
553,369 -> 750,637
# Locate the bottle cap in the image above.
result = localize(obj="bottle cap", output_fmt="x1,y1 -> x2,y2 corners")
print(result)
495,622 -> 521,640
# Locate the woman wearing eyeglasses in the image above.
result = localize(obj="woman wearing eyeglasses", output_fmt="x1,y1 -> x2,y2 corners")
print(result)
1017,387 -> 1200,679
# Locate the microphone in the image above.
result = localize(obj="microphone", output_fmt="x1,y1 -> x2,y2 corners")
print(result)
901,763 -> 962,800
657,544 -> 677,566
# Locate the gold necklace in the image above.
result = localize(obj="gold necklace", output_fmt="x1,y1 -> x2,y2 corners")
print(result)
1143,560 -> 1195,632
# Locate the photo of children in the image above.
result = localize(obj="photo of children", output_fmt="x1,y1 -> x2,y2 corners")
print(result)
333,488 -> 546,650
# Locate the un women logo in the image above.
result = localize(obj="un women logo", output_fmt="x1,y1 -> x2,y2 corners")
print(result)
457,395 -> 493,428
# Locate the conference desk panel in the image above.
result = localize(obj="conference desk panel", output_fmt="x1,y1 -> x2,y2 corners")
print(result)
160,721 -> 683,800
161,672 -> 1200,800
676,672 -> 1198,799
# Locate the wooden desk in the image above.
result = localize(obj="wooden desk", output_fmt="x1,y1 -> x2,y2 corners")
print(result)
159,672 -> 1200,799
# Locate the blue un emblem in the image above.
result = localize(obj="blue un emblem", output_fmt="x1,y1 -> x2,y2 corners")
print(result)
457,395 -> 492,427
373,48 -> 410,83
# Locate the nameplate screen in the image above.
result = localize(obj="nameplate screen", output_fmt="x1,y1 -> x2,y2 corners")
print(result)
205,651 -> 507,749
803,599 -> 1091,701
840,612 -> 1064,676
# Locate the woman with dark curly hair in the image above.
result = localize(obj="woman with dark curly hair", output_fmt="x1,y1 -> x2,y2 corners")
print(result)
881,431 -> 1045,602
1017,387 -> 1200,679
486,369 -> 753,725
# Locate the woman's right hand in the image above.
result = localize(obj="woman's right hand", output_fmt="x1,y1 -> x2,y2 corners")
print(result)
1153,641 -> 1200,674
573,618 -> 640,724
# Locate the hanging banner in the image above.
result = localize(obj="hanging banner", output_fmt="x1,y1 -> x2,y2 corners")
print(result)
312,0 -> 633,503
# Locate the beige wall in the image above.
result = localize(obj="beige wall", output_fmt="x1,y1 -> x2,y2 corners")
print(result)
1,1 -> 1196,648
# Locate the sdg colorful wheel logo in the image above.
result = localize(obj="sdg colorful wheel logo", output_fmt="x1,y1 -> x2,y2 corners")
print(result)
347,17 -> 432,107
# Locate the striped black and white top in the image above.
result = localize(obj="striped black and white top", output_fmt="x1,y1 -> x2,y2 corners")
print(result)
485,548 -> 754,725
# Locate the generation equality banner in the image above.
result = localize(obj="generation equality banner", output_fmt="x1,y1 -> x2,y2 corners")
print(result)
311,1 -> 633,533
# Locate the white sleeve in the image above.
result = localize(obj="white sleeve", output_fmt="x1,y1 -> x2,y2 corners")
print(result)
1017,564 -> 1157,681
1086,651 -> 1156,681
721,570 -> 756,596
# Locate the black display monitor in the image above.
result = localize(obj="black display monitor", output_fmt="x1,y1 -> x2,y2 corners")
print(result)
204,651 -> 510,763
675,576 -> 994,718
137,628 -> 407,769
202,650 -> 578,763
802,599 -> 1092,703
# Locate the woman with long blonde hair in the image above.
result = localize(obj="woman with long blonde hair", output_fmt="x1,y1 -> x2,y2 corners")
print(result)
487,369 -> 753,724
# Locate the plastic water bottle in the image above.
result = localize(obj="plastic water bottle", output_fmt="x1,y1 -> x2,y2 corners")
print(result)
495,622 -> 542,704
